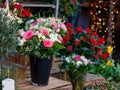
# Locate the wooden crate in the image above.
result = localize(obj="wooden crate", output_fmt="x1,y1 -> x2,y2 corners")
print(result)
16,77 -> 72,90
0,55 -> 29,81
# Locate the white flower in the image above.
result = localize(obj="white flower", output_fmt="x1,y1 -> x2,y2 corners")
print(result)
49,33 -> 58,42
82,58 -> 88,65
18,37 -> 26,46
80,56 -> 88,65
18,29 -> 25,37
80,56 -> 86,60
65,57 -> 70,63
76,61 -> 82,66
30,25 -> 39,29
38,33 -> 46,40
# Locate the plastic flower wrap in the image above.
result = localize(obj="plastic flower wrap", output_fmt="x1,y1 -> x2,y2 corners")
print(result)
17,17 -> 67,59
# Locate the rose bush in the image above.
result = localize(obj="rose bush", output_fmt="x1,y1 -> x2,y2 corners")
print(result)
59,22 -> 113,64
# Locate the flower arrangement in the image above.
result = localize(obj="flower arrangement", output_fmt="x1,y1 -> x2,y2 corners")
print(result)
59,0 -> 79,17
60,54 -> 92,72
17,17 -> 67,59
60,54 -> 93,90
60,22 -> 110,63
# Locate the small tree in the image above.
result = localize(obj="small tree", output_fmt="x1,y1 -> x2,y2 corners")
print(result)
0,8 -> 19,60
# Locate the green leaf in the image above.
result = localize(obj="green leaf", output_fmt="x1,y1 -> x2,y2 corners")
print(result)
54,43 -> 65,51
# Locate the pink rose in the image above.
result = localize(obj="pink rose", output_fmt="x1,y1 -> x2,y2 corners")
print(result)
73,55 -> 81,61
41,28 -> 50,35
23,30 -> 34,40
43,39 -> 54,48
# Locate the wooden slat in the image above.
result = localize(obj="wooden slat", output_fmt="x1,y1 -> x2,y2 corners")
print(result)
16,77 -> 72,90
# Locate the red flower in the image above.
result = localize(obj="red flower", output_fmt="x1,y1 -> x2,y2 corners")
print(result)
93,32 -> 98,36
82,37 -> 87,42
68,28 -> 74,35
90,38 -> 96,45
101,52 -> 109,59
12,4 -> 23,10
86,28 -> 91,33
21,9 -> 31,17
65,22 -> 72,28
94,55 -> 99,60
97,37 -> 105,44
74,39 -> 80,46
91,46 -> 95,51
76,27 -> 83,33
64,35 -> 70,41
67,46 -> 73,51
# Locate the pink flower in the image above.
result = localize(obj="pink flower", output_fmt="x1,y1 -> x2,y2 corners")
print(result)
73,55 -> 81,61
41,28 -> 50,35
43,39 -> 54,48
23,30 -> 34,40
57,35 -> 63,44
31,20 -> 38,25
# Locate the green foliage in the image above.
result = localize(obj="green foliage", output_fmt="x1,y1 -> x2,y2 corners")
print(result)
90,60 -> 120,83
0,8 -> 19,59
113,63 -> 120,83
59,0 -> 80,17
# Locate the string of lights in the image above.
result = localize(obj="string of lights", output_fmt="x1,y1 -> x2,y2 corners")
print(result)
90,0 -> 118,48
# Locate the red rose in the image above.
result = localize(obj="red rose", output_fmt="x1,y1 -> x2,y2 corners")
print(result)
67,46 -> 73,51
76,27 -> 83,33
98,37 -> 105,44
65,22 -> 72,28
101,52 -> 109,59
90,38 -> 96,45
74,39 -> 80,46
86,28 -> 91,33
21,9 -> 31,17
64,35 -> 70,41
82,37 -> 87,42
68,28 -> 74,35
12,4 -> 23,10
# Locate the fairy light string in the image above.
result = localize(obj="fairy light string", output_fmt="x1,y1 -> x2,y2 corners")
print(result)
90,0 -> 118,48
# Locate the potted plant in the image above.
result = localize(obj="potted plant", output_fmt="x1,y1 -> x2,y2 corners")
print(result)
0,7 -> 21,60
17,17 -> 67,85
59,22 -> 114,90
60,54 -> 93,90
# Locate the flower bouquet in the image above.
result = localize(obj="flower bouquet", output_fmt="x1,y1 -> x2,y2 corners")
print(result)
17,17 -> 67,58
17,17 -> 67,85
60,54 -> 92,90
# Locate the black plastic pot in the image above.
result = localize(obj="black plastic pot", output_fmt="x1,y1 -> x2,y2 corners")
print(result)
29,56 -> 52,86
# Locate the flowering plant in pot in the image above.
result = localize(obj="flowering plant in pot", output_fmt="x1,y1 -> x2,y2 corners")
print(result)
60,54 -> 93,90
61,22 -> 109,63
17,17 -> 67,85
59,22 -> 114,89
